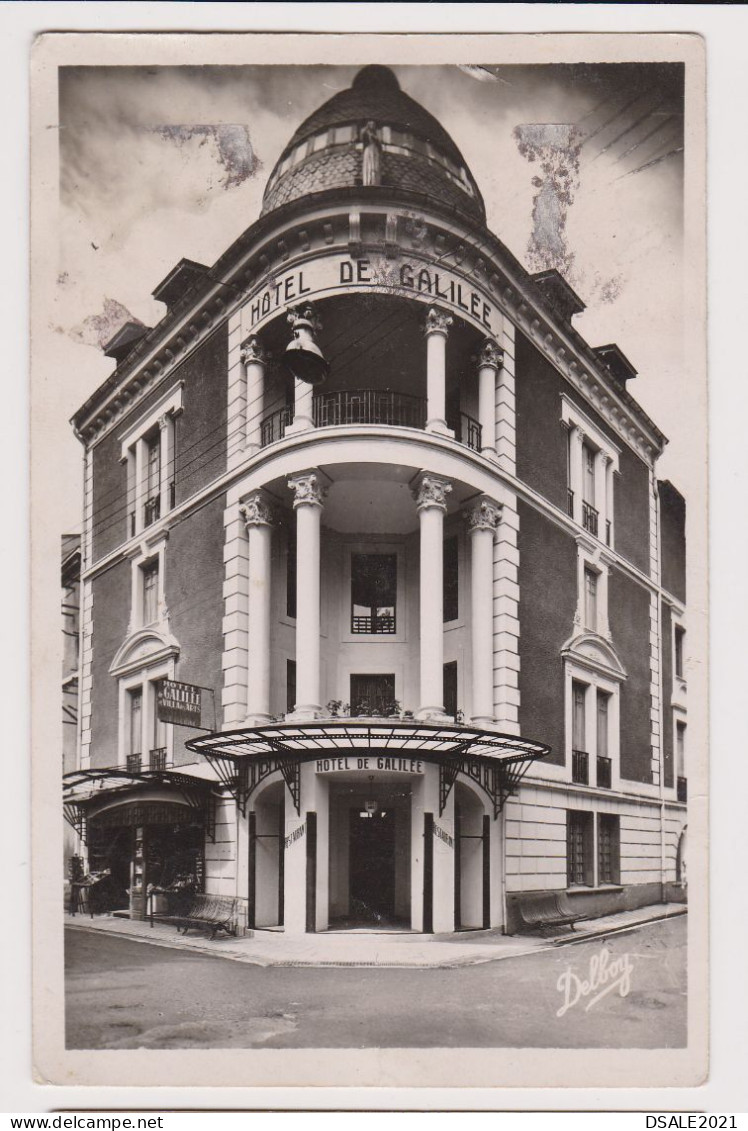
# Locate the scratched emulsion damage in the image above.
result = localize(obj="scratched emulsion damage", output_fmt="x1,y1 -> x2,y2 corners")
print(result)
68,298 -> 144,351
513,123 -> 583,279
153,125 -> 261,190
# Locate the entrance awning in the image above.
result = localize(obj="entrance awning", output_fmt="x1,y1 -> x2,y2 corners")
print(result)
63,767 -> 220,843
186,721 -> 550,819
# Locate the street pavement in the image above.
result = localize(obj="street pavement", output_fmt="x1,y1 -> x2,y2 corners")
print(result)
65,915 -> 686,1049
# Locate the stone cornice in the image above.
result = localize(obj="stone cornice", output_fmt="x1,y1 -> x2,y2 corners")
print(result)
72,188 -> 666,468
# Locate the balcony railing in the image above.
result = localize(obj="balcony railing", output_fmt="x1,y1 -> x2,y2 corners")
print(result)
582,500 -> 599,537
572,749 -> 589,784
567,488 -> 575,517
314,389 -> 426,430
259,390 -> 481,453
448,411 -> 482,452
150,747 -> 168,771
677,776 -> 687,802
260,405 -> 295,447
351,613 -> 396,635
126,754 -> 142,773
597,755 -> 612,789
143,495 -> 161,528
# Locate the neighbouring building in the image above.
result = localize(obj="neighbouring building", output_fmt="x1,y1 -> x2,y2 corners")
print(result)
63,65 -> 687,935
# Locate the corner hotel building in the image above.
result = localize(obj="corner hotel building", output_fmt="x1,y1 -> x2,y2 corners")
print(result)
63,65 -> 688,936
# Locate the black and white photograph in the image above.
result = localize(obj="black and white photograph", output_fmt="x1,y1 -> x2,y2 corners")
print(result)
29,30 -> 708,1090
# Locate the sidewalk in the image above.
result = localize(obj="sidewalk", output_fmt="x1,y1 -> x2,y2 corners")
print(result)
65,901 -> 686,968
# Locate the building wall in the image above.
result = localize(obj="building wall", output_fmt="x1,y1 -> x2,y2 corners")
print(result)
90,558 -> 132,767
166,493 -> 227,765
608,566 -> 654,784
517,502 -> 578,767
659,480 -> 686,603
661,600 -> 674,788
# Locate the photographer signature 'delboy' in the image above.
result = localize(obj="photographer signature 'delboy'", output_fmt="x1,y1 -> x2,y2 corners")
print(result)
556,949 -> 634,1017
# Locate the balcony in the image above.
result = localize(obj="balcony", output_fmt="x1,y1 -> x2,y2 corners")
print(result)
126,754 -> 142,773
597,755 -> 612,789
572,749 -> 589,785
582,500 -> 599,537
150,747 -> 168,771
677,776 -> 687,802
259,390 -> 482,453
143,495 -> 161,528
351,613 -> 396,635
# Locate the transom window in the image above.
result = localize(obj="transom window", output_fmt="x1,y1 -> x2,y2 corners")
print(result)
351,553 -> 397,634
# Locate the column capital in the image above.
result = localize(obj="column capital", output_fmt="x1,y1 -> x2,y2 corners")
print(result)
287,302 -> 322,334
157,412 -> 171,432
476,339 -> 504,371
423,306 -> 453,339
464,496 -> 502,534
412,471 -> 452,513
240,334 -> 267,367
240,489 -> 275,528
288,470 -> 326,509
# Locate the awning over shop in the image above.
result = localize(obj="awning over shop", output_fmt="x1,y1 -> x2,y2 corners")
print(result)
186,721 -> 551,819
63,767 -> 220,843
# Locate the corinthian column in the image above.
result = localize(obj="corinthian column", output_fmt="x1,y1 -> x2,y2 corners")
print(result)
240,490 -> 275,723
413,472 -> 452,720
288,470 -> 326,719
465,497 -> 502,727
423,307 -> 453,436
476,340 -> 503,457
240,336 -> 267,453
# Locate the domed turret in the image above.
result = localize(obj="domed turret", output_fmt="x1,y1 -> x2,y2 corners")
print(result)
262,65 -> 485,222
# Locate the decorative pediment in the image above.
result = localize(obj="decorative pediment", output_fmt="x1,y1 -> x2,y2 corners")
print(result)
109,627 -> 180,677
561,631 -> 627,681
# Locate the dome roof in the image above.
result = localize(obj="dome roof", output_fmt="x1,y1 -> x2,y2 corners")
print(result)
261,65 -> 485,223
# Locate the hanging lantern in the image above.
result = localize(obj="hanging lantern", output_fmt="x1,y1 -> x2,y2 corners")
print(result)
283,303 -> 329,386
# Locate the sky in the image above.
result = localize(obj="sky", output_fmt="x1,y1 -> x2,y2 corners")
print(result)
53,61 -> 688,533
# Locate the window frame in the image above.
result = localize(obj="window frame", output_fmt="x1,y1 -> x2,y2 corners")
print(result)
341,542 -> 406,644
562,395 -> 619,546
564,660 -> 621,790
118,658 -> 175,770
119,383 -> 183,539
350,550 -> 398,635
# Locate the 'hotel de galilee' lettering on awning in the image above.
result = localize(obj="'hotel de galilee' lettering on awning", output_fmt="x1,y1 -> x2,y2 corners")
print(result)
244,254 -> 495,336
316,756 -> 425,774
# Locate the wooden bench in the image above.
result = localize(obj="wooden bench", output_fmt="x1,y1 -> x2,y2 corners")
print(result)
150,891 -> 239,939
516,892 -> 589,935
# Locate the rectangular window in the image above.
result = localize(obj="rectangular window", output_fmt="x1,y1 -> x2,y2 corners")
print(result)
142,560 -> 159,625
584,567 -> 598,631
443,536 -> 459,622
151,680 -> 167,765
144,431 -> 161,527
572,681 -> 587,751
351,553 -> 397,634
598,814 -> 621,885
129,688 -> 143,759
350,673 -> 396,716
596,690 -> 609,758
443,661 -> 458,721
567,810 -> 593,887
674,626 -> 685,679
582,442 -> 595,504
676,721 -> 686,777
286,659 -> 297,716
286,522 -> 297,619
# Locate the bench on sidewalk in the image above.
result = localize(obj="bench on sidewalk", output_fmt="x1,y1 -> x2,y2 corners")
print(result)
149,891 -> 239,940
516,892 -> 589,935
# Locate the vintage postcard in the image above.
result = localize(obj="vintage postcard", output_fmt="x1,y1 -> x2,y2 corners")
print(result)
30,31 -> 707,1089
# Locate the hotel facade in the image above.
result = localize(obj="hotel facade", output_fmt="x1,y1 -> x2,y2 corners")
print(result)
63,65 -> 688,936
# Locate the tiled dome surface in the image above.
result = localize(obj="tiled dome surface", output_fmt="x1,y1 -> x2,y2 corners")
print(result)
261,66 -> 485,223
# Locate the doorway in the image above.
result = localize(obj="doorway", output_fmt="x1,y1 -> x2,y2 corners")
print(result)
349,808 -> 395,922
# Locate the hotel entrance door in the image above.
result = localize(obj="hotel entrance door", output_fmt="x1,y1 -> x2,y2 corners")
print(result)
349,808 -> 395,923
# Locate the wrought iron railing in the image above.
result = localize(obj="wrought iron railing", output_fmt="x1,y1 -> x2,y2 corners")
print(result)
143,495 -> 161,527
572,749 -> 589,785
582,500 -> 599,537
448,411 -> 482,452
126,754 -> 142,773
150,747 -> 168,771
567,488 -> 575,517
314,389 -> 426,430
351,613 -> 396,635
260,405 -> 294,447
597,755 -> 612,789
677,776 -> 687,802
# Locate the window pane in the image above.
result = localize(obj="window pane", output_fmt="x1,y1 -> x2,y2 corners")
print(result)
286,659 -> 296,715
443,661 -> 458,720
146,433 -> 160,497
675,627 -> 685,678
572,681 -> 586,750
596,691 -> 609,758
598,815 -> 620,885
676,722 -> 686,776
584,568 -> 598,630
142,561 -> 159,624
152,681 -> 167,750
286,522 -> 297,619
130,689 -> 142,756
350,674 -> 396,715
583,443 -> 595,503
567,810 -> 593,886
351,553 -> 397,633
443,536 -> 459,622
